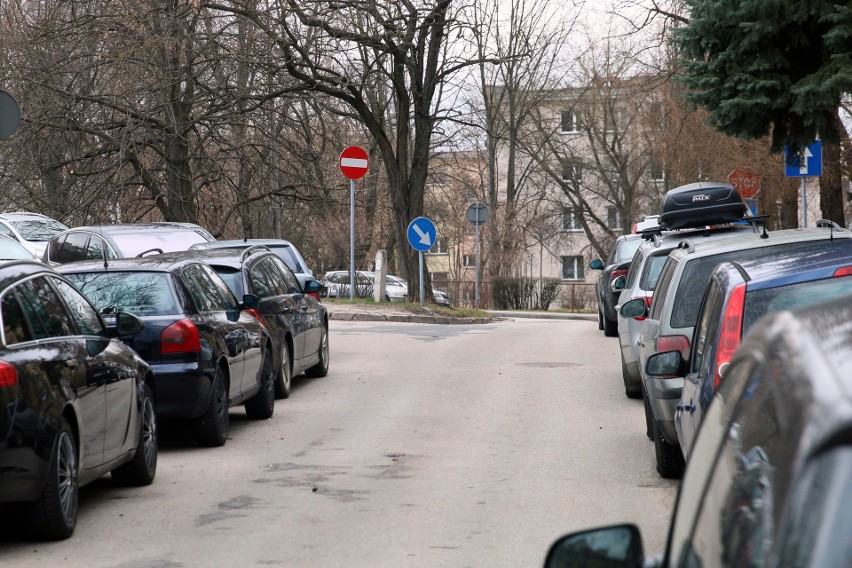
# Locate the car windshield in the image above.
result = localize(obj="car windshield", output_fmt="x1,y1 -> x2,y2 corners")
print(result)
63,271 -> 179,316
743,275 -> 852,332
110,231 -> 210,257
0,238 -> 34,260
10,218 -> 69,241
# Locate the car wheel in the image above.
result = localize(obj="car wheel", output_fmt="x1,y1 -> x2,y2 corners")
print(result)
603,314 -> 618,337
112,383 -> 158,486
24,417 -> 78,540
194,367 -> 229,447
246,348 -> 275,420
597,309 -> 604,330
653,419 -> 685,479
274,342 -> 292,399
642,386 -> 653,440
305,323 -> 330,378
621,352 -> 642,399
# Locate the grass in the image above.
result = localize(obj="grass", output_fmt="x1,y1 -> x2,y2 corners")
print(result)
322,297 -> 492,319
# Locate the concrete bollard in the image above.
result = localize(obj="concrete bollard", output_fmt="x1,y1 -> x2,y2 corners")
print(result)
373,249 -> 387,302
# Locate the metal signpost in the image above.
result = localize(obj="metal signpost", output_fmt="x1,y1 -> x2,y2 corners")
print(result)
784,141 -> 822,228
339,146 -> 369,299
466,203 -> 489,309
406,217 -> 437,307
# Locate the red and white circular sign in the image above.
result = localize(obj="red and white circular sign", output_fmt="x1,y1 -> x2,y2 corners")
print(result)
727,170 -> 761,199
339,146 -> 369,180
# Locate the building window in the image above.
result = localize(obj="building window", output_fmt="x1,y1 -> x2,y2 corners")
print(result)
427,236 -> 448,255
560,110 -> 579,133
561,256 -> 584,280
463,254 -> 474,268
431,271 -> 448,285
607,207 -> 620,229
649,159 -> 665,181
561,208 -> 582,232
561,160 -> 582,183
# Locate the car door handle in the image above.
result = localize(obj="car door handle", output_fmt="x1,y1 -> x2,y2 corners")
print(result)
676,403 -> 696,413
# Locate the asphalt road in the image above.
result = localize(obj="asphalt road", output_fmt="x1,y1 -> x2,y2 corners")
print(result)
0,317 -> 678,567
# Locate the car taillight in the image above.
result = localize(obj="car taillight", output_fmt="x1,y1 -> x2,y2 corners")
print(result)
245,308 -> 266,326
610,269 -> 629,279
714,283 -> 746,391
655,334 -> 690,358
833,266 -> 852,277
307,291 -> 321,302
0,360 -> 17,388
161,319 -> 202,354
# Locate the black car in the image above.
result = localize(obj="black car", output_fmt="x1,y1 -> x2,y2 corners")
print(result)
589,234 -> 643,336
43,223 -> 214,265
58,256 -> 275,447
0,260 -> 156,540
545,294 -> 852,568
168,246 -> 330,399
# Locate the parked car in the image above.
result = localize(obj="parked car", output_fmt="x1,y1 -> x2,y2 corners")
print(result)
0,212 -> 69,258
545,294 -> 852,568
668,247 -> 852,460
323,270 -> 407,301
58,256 -> 275,447
624,227 -> 852,477
189,239 -> 316,296
0,233 -> 38,260
44,223 -> 213,265
170,247 -> 329,399
589,234 -> 644,336
0,260 -> 156,540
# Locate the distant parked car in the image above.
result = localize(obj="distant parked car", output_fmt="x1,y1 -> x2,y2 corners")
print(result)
170,246 -> 329,399
0,260 -> 156,540
667,247 -> 852,460
58,256 -> 275,447
44,223 -> 214,265
0,211 -> 69,258
589,234 -> 644,336
545,293 -> 852,568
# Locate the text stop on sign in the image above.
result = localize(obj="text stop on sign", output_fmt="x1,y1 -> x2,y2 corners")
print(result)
339,146 -> 369,180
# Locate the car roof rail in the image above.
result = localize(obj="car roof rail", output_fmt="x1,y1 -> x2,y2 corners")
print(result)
240,244 -> 271,262
816,219 -> 845,230
136,248 -> 164,257
677,239 -> 696,253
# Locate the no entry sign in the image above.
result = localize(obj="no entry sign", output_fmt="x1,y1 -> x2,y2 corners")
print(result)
339,146 -> 369,180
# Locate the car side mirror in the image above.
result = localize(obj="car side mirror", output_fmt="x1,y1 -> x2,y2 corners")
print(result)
589,258 -> 604,270
646,350 -> 683,377
620,298 -> 647,319
242,294 -> 259,310
303,279 -> 322,294
544,524 -> 644,568
611,275 -> 626,292
114,311 -> 145,336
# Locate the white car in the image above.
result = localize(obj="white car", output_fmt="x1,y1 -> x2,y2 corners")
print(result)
322,271 -> 408,301
0,212 -> 69,258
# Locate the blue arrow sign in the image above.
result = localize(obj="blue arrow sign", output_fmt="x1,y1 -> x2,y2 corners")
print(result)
407,217 -> 437,252
784,141 -> 822,177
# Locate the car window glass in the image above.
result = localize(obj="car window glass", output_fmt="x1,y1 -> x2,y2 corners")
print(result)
616,239 -> 643,262
691,279 -> 721,375
65,271 -> 179,316
10,218 -> 68,240
0,237 -> 34,260
249,262 -> 275,298
649,258 -> 677,320
109,231 -> 209,257
269,245 -> 303,273
743,275 -> 852,333
0,223 -> 15,239
50,277 -> 105,336
2,292 -> 34,344
212,266 -> 245,299
15,276 -> 74,338
687,372 -> 784,567
640,252 -> 671,291
625,249 -> 645,288
59,232 -> 89,263
47,235 -> 65,261
199,264 -> 238,310
181,265 -> 219,312
269,257 -> 300,293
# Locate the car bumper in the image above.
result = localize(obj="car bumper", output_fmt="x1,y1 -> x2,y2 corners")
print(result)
151,362 -> 214,420
645,376 -> 683,445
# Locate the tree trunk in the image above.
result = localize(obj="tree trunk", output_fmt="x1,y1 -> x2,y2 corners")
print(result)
819,112 -> 846,226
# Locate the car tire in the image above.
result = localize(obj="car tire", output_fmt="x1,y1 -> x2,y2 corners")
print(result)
621,352 -> 642,399
23,417 -> 78,540
245,349 -> 275,420
642,386 -> 653,440
603,314 -> 618,337
653,419 -> 685,479
112,383 -> 158,486
305,323 -> 330,378
597,309 -> 604,330
194,367 -> 229,447
274,342 -> 292,400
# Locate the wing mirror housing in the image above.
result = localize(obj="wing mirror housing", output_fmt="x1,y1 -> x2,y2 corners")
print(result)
303,279 -> 322,294
544,524 -> 644,568
589,258 -> 604,270
611,275 -> 627,292
620,298 -> 648,319
242,294 -> 259,310
112,311 -> 145,337
646,350 -> 684,377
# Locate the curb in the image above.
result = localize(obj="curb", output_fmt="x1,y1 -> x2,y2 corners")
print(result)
328,312 -> 494,324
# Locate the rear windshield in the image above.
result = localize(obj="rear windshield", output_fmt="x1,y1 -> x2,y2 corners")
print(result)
671,240 -> 852,328
743,275 -> 852,332
64,271 -> 179,316
110,231 -> 209,257
616,239 -> 643,262
268,245 -> 304,273
10,219 -> 68,241
211,266 -> 244,298
0,238 -> 34,260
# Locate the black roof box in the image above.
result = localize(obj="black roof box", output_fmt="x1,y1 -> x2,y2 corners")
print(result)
659,182 -> 747,230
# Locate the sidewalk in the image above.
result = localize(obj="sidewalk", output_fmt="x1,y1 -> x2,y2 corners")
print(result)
325,302 -> 596,324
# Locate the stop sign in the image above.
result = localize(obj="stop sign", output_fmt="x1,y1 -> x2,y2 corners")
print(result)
727,170 -> 761,199
339,146 -> 369,180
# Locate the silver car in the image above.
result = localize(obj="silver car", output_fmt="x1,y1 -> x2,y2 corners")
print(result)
0,211 -> 68,258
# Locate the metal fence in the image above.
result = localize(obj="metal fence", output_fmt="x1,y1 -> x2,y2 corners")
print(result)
435,280 -> 596,312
